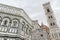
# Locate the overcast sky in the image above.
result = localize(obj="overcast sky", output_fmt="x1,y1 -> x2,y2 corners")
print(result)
0,0 -> 60,26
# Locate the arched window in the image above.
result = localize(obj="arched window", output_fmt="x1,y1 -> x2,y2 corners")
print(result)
11,19 -> 19,27
50,23 -> 52,26
26,25 -> 29,34
47,8 -> 50,12
53,22 -> 55,25
22,21 -> 25,31
1,17 -> 10,27
41,34 -> 43,37
29,29 -> 31,35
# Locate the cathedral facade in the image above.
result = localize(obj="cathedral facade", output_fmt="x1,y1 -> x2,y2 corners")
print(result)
0,4 -> 33,40
31,20 -> 50,40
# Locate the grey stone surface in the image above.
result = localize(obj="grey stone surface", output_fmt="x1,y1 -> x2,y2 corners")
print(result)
0,4 -> 33,40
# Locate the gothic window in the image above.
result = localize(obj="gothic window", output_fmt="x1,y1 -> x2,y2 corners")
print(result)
41,34 -> 43,37
50,22 -> 55,26
53,22 -> 55,25
29,29 -> 31,35
1,18 -> 10,27
50,23 -> 52,26
11,19 -> 19,27
22,21 -> 25,31
48,16 -> 53,19
4,20 -> 8,25
51,16 -> 53,18
47,8 -> 50,12
48,16 -> 50,19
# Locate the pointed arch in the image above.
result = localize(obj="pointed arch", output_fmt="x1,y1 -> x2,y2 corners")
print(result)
1,17 -> 11,27
11,18 -> 20,27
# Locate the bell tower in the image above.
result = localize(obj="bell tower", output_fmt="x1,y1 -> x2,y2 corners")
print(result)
43,2 -> 59,30
43,2 -> 60,40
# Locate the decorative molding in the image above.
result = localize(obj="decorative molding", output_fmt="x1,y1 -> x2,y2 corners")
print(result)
0,4 -> 23,16
0,4 -> 32,26
12,18 -> 20,23
0,12 -> 33,28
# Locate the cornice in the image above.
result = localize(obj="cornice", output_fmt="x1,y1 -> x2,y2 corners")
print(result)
0,3 -> 23,16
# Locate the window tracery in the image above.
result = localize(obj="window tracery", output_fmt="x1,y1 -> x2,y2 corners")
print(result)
22,21 -> 25,31
11,19 -> 19,27
1,17 -> 10,27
